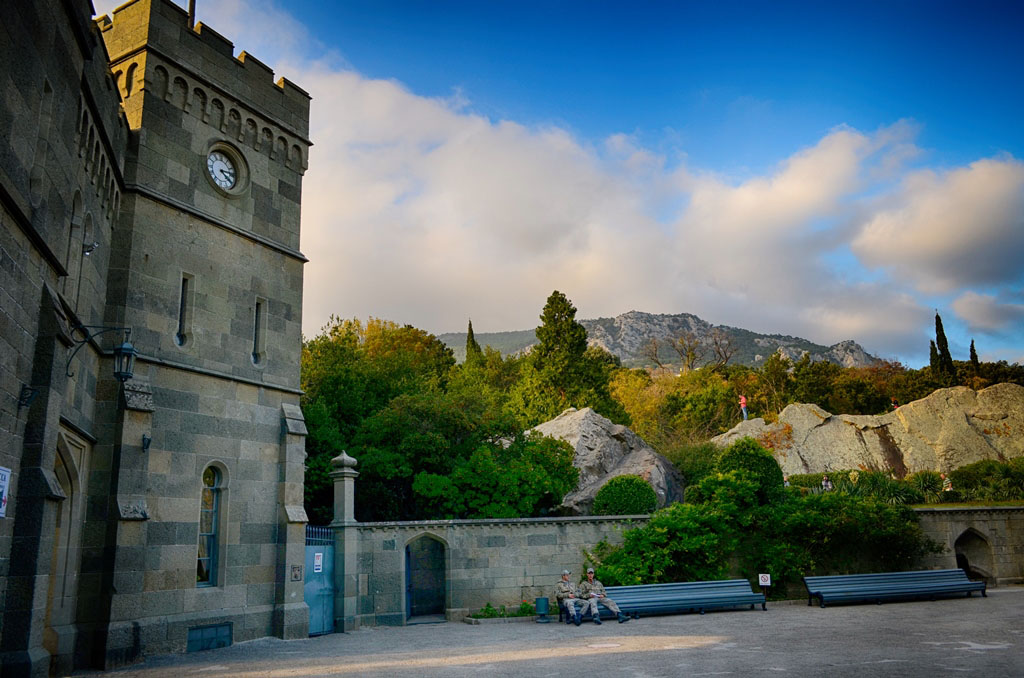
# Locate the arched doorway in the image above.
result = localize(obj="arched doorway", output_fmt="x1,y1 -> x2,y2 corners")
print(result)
954,528 -> 994,584
405,535 -> 446,623
44,430 -> 89,676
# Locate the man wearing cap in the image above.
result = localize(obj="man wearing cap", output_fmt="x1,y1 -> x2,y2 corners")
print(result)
579,567 -> 631,624
555,570 -> 587,625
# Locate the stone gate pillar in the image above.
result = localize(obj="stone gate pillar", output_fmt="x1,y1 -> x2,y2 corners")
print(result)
329,452 -> 359,631
276,403 -> 310,640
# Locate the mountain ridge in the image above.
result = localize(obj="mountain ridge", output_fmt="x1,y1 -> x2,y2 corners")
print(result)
437,310 -> 878,368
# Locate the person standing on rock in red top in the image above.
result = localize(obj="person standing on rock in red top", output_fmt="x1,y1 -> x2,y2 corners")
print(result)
739,394 -> 748,421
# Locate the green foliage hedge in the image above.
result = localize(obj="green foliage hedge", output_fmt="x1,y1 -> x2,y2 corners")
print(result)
787,460 -> 1024,505
949,458 -> 1024,501
592,475 -> 658,515
589,438 -> 941,596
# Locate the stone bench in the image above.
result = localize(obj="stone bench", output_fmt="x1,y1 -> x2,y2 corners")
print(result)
803,568 -> 987,608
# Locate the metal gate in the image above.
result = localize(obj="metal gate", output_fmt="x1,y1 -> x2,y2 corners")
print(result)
304,526 -> 335,636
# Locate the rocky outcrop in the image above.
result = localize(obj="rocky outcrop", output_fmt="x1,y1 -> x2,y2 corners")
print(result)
530,407 -> 685,515
711,384 -> 1024,476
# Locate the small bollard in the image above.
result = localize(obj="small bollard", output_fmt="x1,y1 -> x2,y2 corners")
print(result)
535,597 -> 551,623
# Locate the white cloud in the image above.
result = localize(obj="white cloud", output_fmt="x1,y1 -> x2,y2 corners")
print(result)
952,291 -> 1024,333
851,158 -> 1024,293
92,0 -> 1024,364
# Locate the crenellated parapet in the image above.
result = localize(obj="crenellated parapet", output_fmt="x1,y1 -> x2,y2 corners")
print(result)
74,93 -> 123,227
97,0 -> 310,174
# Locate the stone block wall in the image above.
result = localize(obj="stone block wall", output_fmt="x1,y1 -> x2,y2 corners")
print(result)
350,516 -> 648,627
337,507 -> 1024,630
915,507 -> 1024,585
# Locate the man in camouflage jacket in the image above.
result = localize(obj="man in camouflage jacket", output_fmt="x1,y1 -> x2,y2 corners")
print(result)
579,567 -> 631,624
555,570 -> 587,625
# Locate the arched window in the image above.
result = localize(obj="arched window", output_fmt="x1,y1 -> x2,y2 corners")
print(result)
197,466 -> 222,587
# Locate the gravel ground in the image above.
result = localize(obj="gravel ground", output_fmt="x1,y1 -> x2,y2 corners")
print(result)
78,587 -> 1024,678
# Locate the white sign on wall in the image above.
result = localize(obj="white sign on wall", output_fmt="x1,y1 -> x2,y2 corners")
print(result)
314,552 -> 323,573
0,466 -> 10,518
758,573 -> 771,587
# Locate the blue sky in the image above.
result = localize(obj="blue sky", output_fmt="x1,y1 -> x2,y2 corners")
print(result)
94,0 -> 1024,367
286,0 -> 1024,172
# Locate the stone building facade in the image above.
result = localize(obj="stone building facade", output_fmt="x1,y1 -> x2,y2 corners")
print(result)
1,1 -> 310,675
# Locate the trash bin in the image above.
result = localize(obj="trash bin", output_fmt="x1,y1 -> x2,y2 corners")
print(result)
535,597 -> 551,623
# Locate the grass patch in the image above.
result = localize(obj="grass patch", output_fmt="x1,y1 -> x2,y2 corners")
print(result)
469,601 -> 535,619
910,499 -> 1024,509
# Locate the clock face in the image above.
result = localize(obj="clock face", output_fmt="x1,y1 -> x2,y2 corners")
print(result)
207,150 -> 236,189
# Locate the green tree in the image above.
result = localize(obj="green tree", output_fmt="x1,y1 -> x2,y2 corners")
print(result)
970,339 -> 979,373
301,317 -> 457,522
791,355 -> 840,410
828,370 -> 889,415
661,368 -> 738,441
929,340 -> 939,371
349,391 -> 481,521
755,352 -> 793,417
465,318 -> 483,365
414,433 -> 578,518
301,399 -> 346,524
935,312 -> 955,375
506,291 -> 627,426
534,290 -> 588,377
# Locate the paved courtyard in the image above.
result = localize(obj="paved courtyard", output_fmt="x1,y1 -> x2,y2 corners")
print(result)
81,587 -> 1024,678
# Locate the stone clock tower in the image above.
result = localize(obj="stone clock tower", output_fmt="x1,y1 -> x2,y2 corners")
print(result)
1,0 -> 312,673
95,0 -> 311,666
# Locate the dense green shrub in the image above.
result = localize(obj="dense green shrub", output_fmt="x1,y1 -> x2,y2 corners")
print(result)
907,471 -> 943,503
949,458 -> 1024,501
715,437 -> 785,504
592,475 -> 658,515
662,441 -> 719,488
590,438 -> 941,596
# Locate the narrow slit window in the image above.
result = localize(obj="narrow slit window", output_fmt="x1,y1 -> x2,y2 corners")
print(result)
251,297 -> 266,365
197,466 -> 221,587
175,273 -> 194,346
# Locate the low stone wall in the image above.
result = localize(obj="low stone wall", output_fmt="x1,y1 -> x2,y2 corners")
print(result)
331,505 -> 1024,630
351,516 -> 647,627
915,507 -> 1024,585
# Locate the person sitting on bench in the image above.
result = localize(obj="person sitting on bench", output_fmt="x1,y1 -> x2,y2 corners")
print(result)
579,567 -> 631,624
556,570 -> 587,626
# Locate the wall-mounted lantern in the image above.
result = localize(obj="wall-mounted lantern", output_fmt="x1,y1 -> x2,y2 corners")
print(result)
66,325 -> 138,383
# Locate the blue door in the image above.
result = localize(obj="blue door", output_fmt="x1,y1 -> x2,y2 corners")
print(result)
304,526 -> 335,636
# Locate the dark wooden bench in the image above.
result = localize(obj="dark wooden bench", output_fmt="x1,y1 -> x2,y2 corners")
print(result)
803,568 -> 987,608
557,579 -> 766,622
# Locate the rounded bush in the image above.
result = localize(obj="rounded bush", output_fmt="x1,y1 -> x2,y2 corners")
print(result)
716,437 -> 785,504
592,475 -> 658,515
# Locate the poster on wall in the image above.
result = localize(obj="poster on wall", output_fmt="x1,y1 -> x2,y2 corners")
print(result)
0,466 -> 10,517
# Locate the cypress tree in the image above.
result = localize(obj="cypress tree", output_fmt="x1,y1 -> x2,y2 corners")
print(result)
935,312 -> 955,375
929,340 -> 939,371
534,290 -> 588,366
970,339 -> 979,372
465,319 -> 482,363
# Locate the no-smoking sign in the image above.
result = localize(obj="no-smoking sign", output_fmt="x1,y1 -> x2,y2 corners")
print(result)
758,573 -> 771,587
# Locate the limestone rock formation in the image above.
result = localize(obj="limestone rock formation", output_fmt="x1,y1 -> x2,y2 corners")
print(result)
711,384 -> 1024,476
530,407 -> 685,514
